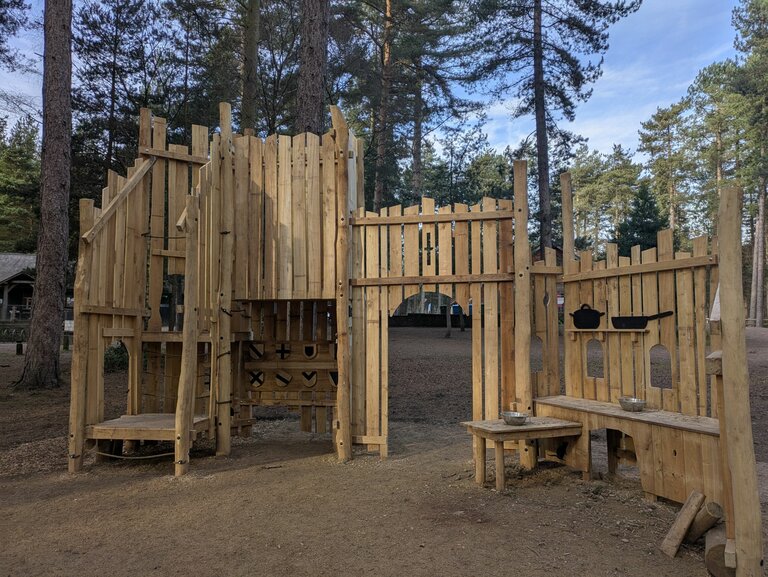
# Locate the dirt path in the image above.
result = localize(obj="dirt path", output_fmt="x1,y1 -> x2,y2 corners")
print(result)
1,329 -> 767,577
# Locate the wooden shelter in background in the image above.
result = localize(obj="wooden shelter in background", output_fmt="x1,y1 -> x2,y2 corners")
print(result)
68,103 -> 761,575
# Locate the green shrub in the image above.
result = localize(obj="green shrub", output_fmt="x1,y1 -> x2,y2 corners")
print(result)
104,343 -> 129,373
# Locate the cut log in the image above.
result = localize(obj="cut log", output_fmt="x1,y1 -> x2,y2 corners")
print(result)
705,524 -> 736,577
686,501 -> 723,544
660,489 -> 706,558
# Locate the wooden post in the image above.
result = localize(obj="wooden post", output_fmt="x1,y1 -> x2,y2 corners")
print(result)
513,160 -> 535,469
560,172 -> 574,263
330,106 -> 352,461
68,199 -> 95,473
215,103 -> 234,456
175,196 -> 199,476
717,186 -> 764,575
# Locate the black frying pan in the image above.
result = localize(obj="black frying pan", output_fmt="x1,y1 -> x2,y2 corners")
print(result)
611,310 -> 673,330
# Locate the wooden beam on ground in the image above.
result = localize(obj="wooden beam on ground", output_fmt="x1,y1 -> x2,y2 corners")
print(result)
82,157 -> 156,244
330,105 -> 352,461
660,489 -> 706,557
717,186 -> 764,576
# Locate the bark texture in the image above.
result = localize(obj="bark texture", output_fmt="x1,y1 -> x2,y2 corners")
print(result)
296,0 -> 329,135
241,0 -> 260,131
373,0 -> 393,212
532,0 -> 551,257
15,0 -> 72,389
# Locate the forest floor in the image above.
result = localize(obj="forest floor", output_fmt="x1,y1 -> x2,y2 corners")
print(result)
1,328 -> 767,577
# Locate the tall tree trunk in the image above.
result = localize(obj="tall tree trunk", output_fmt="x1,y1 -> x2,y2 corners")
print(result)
15,0 -> 72,389
411,63 -> 424,198
755,182 -> 765,327
296,0 -> 329,135
241,0 -> 260,131
373,0 -> 393,212
532,0 -> 550,258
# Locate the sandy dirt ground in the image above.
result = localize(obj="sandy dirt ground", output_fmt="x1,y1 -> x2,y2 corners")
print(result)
1,328 -> 767,577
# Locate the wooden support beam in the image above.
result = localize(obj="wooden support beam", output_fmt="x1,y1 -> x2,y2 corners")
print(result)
139,145 -> 208,165
717,186 -> 764,575
215,102 -> 234,457
68,199 -> 95,473
349,211 -> 514,226
82,157 -> 156,244
175,195 -> 199,476
330,105 -> 352,462
562,254 -> 717,282
513,160 -> 535,470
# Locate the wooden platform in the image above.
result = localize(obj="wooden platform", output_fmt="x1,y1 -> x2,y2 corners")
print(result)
462,417 -> 583,490
85,414 -> 210,442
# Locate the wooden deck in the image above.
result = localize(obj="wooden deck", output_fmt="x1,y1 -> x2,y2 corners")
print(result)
85,414 -> 210,442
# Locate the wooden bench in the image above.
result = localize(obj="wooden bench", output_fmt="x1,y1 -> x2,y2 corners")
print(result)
462,417 -> 582,491
535,396 -> 722,504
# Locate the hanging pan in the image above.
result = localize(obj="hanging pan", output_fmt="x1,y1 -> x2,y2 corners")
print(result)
570,304 -> 605,329
611,310 -> 673,330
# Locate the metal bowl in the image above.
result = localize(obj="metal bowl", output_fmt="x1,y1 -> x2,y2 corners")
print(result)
618,397 -> 646,412
501,411 -> 529,426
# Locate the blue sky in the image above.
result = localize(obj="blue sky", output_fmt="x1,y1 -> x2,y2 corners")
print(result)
1,0 -> 741,159
485,0 -> 740,156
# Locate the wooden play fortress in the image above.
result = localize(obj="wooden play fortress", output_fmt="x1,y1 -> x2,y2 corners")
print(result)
68,104 -> 761,574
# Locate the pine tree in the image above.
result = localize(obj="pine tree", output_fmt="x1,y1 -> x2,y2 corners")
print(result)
613,181 -> 668,257
15,0 -> 72,389
296,0 -> 329,134
0,0 -> 28,71
473,0 -> 640,257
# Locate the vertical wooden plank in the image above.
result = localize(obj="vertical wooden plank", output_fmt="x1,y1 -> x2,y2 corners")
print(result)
717,186 -> 763,573
278,135 -> 293,299
606,244 -> 622,403
579,251 -> 595,400
498,199 -> 515,408
513,160 -> 535,469
306,133 -> 322,297
692,237 -> 709,417
630,245 -> 645,400
676,252 -> 697,415
387,205 -> 403,313
292,134 -> 307,298
380,285 -> 389,458
437,204 -> 452,301
593,260 -> 609,402
175,196 -> 199,476
642,247 -> 661,409
543,248 -> 559,396
483,282 -> 499,420
248,137 -> 264,299
215,102 -> 234,456
351,208 -> 366,437
365,221 -> 380,448
330,106 -> 352,460
147,118 -> 166,331
453,204 -> 470,314
68,199 -> 94,472
402,203 -> 420,303
264,134 -> 278,299
234,136 -> 250,300
321,133 -> 336,299
618,255 -> 635,398
168,147 -> 188,276
421,197 -> 436,293
682,432 -> 704,499
471,283 -> 483,422
657,229 -> 679,412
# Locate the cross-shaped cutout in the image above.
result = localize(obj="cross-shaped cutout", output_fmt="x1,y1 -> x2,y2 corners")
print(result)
249,371 -> 265,386
276,343 -> 291,359
425,232 -> 433,266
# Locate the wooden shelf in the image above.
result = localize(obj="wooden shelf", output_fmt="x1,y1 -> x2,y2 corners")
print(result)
567,328 -> 649,333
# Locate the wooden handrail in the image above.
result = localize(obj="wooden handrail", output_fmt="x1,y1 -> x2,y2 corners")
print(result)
562,254 -> 717,282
